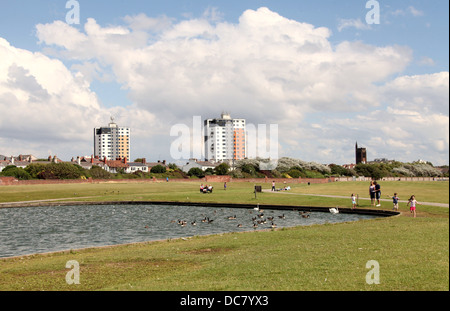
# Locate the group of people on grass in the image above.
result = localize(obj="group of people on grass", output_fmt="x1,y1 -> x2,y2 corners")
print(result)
271,181 -> 291,192
199,180 -> 421,217
356,180 -> 420,217
199,184 -> 213,193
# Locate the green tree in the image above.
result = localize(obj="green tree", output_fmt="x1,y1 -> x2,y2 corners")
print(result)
89,166 -> 112,179
150,165 -> 167,174
38,163 -> 82,179
214,163 -> 230,175
0,166 -> 32,180
188,167 -> 205,178
25,163 -> 47,179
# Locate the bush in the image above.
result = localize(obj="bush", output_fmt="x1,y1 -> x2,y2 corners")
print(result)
188,167 -> 205,178
215,163 -> 230,175
287,169 -> 303,178
38,163 -> 82,180
150,165 -> 167,174
89,166 -> 112,179
0,166 -> 32,180
25,163 -> 47,179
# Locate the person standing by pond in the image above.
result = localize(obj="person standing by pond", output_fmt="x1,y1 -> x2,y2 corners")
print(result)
369,181 -> 376,206
374,181 -> 381,207
351,193 -> 357,210
272,181 -> 276,191
407,195 -> 421,218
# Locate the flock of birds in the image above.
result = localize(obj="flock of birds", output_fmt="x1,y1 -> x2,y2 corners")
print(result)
170,206 -> 340,231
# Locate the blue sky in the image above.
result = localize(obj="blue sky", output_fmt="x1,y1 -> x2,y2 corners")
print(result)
0,0 -> 448,165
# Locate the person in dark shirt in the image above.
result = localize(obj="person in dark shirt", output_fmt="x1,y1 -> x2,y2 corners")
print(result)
374,181 -> 381,207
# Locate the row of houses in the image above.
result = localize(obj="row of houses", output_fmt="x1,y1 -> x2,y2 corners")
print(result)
0,154 -> 223,175
0,154 -> 172,174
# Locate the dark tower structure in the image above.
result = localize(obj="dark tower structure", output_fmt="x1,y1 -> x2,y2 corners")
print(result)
355,142 -> 367,164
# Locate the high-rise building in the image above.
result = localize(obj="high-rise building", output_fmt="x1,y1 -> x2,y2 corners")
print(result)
94,118 -> 130,160
355,142 -> 367,164
204,113 -> 246,162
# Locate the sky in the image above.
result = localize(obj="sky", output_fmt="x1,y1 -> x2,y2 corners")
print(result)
0,0 -> 448,166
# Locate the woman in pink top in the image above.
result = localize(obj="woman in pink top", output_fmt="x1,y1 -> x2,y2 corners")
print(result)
407,195 -> 421,218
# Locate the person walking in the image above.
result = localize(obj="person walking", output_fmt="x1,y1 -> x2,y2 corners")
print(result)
391,193 -> 399,211
224,182 -> 227,191
407,195 -> 421,218
374,181 -> 381,207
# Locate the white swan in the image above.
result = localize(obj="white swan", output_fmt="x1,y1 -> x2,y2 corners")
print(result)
329,207 -> 339,214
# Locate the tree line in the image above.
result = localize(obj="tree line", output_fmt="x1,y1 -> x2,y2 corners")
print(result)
1,157 -> 446,181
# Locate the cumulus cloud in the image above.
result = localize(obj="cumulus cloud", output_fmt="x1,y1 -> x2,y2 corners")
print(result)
1,7 -> 448,165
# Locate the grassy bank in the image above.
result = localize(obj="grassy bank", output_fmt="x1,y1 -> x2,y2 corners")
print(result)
0,181 -> 448,291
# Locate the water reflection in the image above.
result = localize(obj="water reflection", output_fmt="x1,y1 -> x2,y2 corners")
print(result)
0,204 -> 377,258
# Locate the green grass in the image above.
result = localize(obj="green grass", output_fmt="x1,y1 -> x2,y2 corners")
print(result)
0,181 -> 448,291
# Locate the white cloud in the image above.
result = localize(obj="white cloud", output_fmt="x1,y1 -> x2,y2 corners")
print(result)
1,8 -> 448,165
408,6 -> 424,17
337,18 -> 371,32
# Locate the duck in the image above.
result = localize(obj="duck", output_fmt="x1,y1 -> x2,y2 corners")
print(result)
329,207 -> 339,214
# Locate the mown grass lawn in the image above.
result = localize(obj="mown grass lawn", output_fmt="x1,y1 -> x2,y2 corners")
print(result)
0,181 -> 448,291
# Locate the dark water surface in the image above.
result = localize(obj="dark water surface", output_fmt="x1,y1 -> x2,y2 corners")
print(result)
0,204 -> 377,258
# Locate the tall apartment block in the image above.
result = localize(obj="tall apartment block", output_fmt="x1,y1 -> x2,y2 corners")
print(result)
204,113 -> 246,162
94,118 -> 130,160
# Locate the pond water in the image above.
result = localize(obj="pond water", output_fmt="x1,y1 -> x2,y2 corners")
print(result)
0,204 -> 378,258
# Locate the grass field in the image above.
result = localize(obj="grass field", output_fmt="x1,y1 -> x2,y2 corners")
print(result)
0,180 -> 448,291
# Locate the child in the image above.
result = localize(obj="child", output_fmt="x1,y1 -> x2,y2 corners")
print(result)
351,194 -> 357,210
391,193 -> 399,211
407,195 -> 421,218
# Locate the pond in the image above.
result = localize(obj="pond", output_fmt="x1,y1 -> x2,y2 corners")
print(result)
0,204 -> 379,258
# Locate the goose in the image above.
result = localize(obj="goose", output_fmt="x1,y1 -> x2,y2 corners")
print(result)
271,222 -> 277,228
191,220 -> 197,226
227,215 -> 237,220
329,207 -> 339,214
253,223 -> 258,229
267,216 -> 274,221
302,214 -> 310,218
237,224 -> 243,228
278,214 -> 285,219
207,217 -> 214,224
